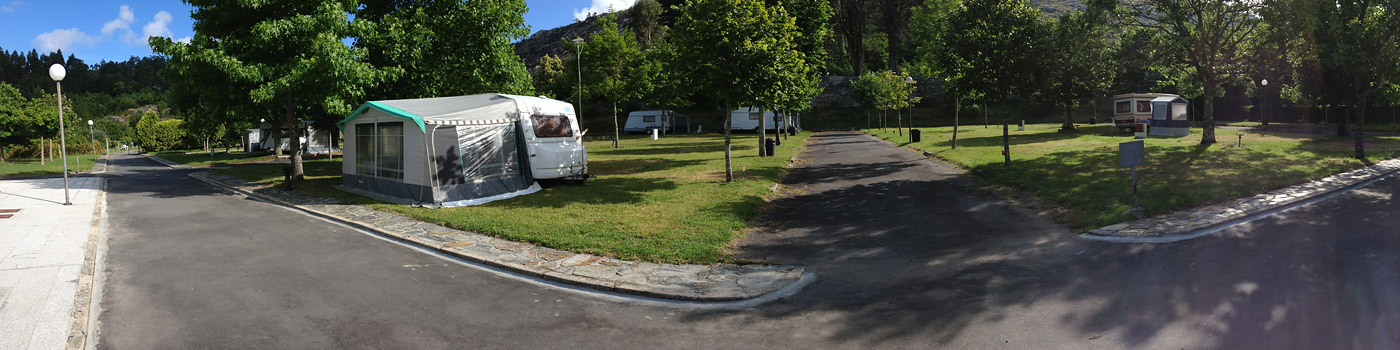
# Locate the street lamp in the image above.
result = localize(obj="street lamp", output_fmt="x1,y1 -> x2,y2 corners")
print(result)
49,64 -> 71,205
86,119 -> 94,171
905,76 -> 915,136
1260,79 -> 1269,128
572,37 -> 585,130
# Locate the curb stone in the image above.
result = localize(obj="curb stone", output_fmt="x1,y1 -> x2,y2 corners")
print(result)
186,171 -> 807,302
144,154 -> 191,169
1084,158 -> 1400,242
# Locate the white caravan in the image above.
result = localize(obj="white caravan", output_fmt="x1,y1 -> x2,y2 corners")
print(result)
622,110 -> 691,134
728,107 -> 800,133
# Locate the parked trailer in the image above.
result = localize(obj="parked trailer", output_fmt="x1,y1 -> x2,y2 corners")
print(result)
1112,93 -> 1180,132
622,110 -> 691,134
728,107 -> 800,133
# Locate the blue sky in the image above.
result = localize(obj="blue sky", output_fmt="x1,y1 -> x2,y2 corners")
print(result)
0,0 -> 633,64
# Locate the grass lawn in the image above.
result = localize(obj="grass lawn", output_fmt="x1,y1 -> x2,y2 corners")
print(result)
216,132 -> 812,264
864,124 -> 1400,230
152,149 -> 278,167
0,154 -> 102,177
1221,121 -> 1400,133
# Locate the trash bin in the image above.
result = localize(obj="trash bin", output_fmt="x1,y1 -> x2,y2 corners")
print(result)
787,126 -> 797,136
910,129 -> 921,143
764,138 -> 776,156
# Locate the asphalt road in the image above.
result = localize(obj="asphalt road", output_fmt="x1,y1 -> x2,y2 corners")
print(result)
96,134 -> 1400,349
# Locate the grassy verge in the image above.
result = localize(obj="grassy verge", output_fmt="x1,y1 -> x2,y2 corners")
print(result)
152,149 -> 279,167
864,124 -> 1400,230
0,154 -> 102,177
216,132 -> 812,264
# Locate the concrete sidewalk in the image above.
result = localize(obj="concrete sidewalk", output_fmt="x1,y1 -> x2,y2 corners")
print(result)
0,177 -> 103,350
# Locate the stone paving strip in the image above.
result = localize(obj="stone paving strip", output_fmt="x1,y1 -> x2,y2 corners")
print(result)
186,171 -> 806,301
1087,157 -> 1400,240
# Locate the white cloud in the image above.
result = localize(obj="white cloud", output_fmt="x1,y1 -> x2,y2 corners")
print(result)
176,36 -> 192,44
142,11 -> 174,42
101,5 -> 134,37
32,28 -> 98,52
572,0 -> 636,21
0,1 -> 24,14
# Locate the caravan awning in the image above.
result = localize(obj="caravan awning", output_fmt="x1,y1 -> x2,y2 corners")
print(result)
337,94 -> 521,132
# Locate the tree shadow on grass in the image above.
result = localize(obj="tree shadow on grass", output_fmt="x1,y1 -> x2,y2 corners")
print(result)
586,158 -> 710,176
488,176 -> 679,209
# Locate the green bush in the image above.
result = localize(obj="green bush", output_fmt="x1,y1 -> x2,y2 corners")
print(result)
135,111 -> 186,151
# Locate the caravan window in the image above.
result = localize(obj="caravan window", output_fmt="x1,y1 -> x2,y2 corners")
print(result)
353,122 -> 404,180
1116,101 -> 1130,114
531,115 -> 574,138
1137,101 -> 1152,113
643,116 -> 656,123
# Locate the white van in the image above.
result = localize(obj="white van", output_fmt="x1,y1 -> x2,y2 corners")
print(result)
728,107 -> 799,133
623,110 -> 690,133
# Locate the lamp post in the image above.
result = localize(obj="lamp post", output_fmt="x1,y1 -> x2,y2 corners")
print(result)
87,119 -> 94,171
1260,79 -> 1269,128
572,37 -> 585,130
49,64 -> 71,205
905,76 -> 915,135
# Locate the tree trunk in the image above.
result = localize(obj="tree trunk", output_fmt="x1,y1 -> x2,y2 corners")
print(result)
273,122 -> 283,157
1001,102 -> 1010,165
1338,104 -> 1350,136
1200,87 -> 1217,145
1356,101 -> 1366,160
758,107 -> 768,157
983,106 -> 988,128
843,0 -> 866,76
286,97 -> 303,181
724,111 -> 733,182
1060,102 -> 1074,132
1,144 -> 6,162
952,97 -> 959,149
612,101 -> 621,148
897,107 -> 903,137
39,138 -> 45,165
880,110 -> 886,132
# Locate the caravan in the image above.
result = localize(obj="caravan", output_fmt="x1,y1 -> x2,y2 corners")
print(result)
622,110 -> 691,134
728,107 -> 799,133
336,94 -> 588,207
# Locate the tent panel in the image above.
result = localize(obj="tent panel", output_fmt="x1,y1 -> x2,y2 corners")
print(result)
341,173 -> 433,205
456,124 -> 520,180
402,122 -> 429,186
438,177 -> 538,208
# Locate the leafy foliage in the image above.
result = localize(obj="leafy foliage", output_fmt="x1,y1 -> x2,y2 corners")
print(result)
356,0 -> 533,98
135,111 -> 185,151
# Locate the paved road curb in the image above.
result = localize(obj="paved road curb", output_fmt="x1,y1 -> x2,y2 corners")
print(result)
143,154 -> 190,169
184,171 -> 807,302
61,179 -> 104,350
1083,158 -> 1400,242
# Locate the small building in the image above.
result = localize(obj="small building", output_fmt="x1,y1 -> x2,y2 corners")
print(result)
1148,96 -> 1190,137
335,94 -> 588,207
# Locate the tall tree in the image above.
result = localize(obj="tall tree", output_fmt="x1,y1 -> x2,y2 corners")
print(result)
673,0 -> 810,180
835,0 -> 867,76
940,0 -> 1045,165
1041,1 -> 1117,132
1130,0 -> 1263,145
1315,0 -> 1400,159
581,13 -> 651,148
632,0 -> 667,47
912,0 -> 968,148
356,0 -> 533,99
155,0 -> 396,182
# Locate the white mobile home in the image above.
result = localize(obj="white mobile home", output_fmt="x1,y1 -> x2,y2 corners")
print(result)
623,110 -> 691,134
336,94 -> 588,207
728,107 -> 800,133
1112,93 -> 1180,132
254,120 -> 340,155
